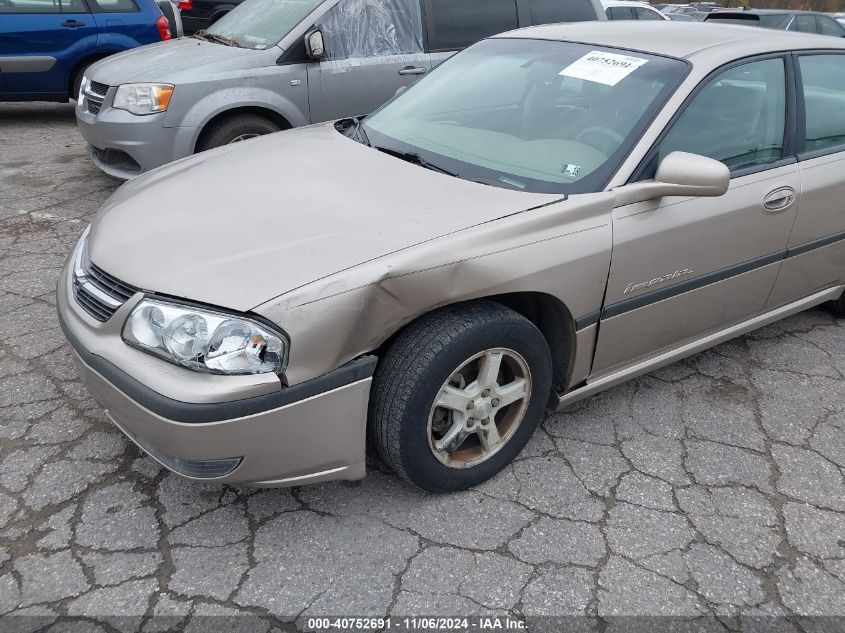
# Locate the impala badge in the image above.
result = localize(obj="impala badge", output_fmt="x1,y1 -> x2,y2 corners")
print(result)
624,268 -> 694,295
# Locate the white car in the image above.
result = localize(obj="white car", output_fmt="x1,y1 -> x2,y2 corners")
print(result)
602,0 -> 669,20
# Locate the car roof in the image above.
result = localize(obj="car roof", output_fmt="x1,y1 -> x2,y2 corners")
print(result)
494,21 -> 845,61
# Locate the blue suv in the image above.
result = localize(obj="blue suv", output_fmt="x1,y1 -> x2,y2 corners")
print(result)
0,0 -> 172,102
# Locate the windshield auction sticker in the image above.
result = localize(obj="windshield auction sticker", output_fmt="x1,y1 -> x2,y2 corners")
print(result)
560,51 -> 649,86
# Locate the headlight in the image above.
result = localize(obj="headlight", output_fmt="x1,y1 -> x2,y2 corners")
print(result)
113,83 -> 174,115
122,299 -> 288,375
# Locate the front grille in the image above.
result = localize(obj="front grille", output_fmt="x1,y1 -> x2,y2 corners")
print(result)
89,80 -> 109,96
83,81 -> 108,115
88,263 -> 137,302
73,258 -> 139,322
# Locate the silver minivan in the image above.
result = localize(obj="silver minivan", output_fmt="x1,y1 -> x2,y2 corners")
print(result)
76,0 -> 605,179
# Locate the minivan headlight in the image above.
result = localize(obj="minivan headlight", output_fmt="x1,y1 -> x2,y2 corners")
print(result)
122,299 -> 288,375
113,83 -> 174,115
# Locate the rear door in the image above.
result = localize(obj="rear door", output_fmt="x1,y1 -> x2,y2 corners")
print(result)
424,0 -> 520,70
593,56 -> 800,373
0,0 -> 96,97
766,52 -> 845,308
306,0 -> 429,123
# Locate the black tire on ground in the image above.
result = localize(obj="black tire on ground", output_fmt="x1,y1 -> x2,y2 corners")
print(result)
72,65 -> 90,101
196,115 -> 281,152
830,292 -> 845,317
369,300 -> 554,492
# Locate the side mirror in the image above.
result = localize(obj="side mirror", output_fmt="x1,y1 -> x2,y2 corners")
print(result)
304,29 -> 324,60
614,151 -> 730,206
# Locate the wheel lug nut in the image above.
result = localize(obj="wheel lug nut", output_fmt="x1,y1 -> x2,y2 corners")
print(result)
481,389 -> 490,397
491,398 -> 500,407
466,402 -> 474,410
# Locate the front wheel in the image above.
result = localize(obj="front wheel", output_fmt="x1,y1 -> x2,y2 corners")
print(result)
196,115 -> 281,152
369,301 -> 553,492
831,292 -> 845,318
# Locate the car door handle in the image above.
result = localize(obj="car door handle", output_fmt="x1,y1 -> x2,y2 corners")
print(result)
398,66 -> 426,76
61,20 -> 86,28
763,186 -> 796,212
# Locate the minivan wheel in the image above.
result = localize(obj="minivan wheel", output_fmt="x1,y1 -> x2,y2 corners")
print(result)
831,292 -> 845,317
369,301 -> 553,492
196,115 -> 281,152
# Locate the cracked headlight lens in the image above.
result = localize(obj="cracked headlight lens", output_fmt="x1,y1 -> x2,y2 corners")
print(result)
122,299 -> 287,375
113,83 -> 174,115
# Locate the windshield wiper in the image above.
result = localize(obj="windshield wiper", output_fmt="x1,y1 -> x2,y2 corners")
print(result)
352,118 -> 370,147
374,146 -> 458,178
203,32 -> 244,48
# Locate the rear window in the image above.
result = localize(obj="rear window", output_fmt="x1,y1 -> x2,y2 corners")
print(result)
528,0 -> 597,23
0,0 -> 86,13
427,0 -> 518,51
87,0 -> 139,12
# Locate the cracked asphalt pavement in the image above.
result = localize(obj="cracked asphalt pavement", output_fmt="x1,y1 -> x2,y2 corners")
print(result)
1,102 -> 844,631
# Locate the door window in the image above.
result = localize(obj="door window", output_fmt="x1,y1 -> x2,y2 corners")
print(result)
319,0 -> 423,60
607,6 -> 634,19
635,6 -> 663,20
818,16 -> 845,36
656,58 -> 787,172
788,14 -> 818,33
528,0 -> 597,23
427,0 -> 518,51
0,0 -> 85,12
799,54 -> 845,154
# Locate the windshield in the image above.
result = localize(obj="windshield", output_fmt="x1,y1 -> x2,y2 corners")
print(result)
362,38 -> 688,194
205,0 -> 323,49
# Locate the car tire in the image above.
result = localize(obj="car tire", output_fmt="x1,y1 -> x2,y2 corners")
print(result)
831,292 -> 845,318
369,300 -> 553,492
196,115 -> 281,152
72,64 -> 90,101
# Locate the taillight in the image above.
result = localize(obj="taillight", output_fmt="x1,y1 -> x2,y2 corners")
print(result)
178,0 -> 192,9
156,15 -> 172,41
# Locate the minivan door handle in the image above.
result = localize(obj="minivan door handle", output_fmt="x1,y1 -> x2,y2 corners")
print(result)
398,66 -> 426,76
763,186 -> 796,212
61,19 -> 86,28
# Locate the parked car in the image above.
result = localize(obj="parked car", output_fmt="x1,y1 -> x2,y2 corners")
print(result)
75,0 -> 606,179
705,9 -> 845,37
179,0 -> 242,34
59,22 -> 845,491
659,4 -> 703,19
665,12 -> 697,21
602,0 -> 668,21
157,0 -> 185,39
0,0 -> 175,102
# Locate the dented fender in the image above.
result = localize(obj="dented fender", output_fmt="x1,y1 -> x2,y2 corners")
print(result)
254,192 -> 616,386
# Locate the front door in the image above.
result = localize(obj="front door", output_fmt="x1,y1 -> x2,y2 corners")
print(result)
593,56 -> 800,374
0,0 -> 96,96
306,0 -> 429,123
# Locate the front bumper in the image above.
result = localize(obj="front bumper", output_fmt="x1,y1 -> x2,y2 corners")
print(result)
57,257 -> 374,486
76,90 -> 195,180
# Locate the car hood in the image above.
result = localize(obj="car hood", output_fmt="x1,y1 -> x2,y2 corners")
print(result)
87,38 -> 256,85
88,124 -> 562,312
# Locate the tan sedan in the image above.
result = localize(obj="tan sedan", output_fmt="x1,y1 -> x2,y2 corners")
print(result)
59,22 -> 845,492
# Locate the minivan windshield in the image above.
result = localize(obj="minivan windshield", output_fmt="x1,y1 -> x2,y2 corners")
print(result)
205,0 -> 323,49
363,38 -> 688,194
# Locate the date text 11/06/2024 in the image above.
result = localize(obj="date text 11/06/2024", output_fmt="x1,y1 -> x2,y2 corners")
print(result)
305,617 -> 527,630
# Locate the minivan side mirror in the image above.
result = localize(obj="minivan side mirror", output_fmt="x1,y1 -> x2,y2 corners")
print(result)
613,151 -> 730,207
304,29 -> 325,60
